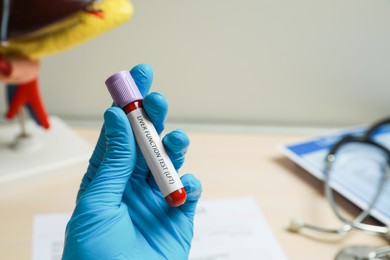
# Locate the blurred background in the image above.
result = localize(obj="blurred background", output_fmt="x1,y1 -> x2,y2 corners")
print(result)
1,0 -> 390,128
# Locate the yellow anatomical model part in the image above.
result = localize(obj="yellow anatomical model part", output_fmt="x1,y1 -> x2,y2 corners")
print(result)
1,0 -> 133,130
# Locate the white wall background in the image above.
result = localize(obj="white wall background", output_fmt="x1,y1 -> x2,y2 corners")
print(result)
1,0 -> 390,127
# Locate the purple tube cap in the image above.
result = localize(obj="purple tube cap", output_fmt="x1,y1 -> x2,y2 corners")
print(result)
105,70 -> 143,108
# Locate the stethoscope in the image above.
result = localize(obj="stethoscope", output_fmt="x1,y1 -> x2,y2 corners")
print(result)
335,245 -> 390,260
288,118 -> 390,259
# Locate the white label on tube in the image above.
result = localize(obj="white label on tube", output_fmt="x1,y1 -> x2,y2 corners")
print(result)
127,108 -> 184,197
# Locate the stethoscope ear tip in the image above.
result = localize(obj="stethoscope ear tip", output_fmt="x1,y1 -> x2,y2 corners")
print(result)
288,218 -> 305,233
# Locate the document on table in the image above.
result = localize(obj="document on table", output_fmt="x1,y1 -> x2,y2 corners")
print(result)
189,197 -> 287,260
32,213 -> 71,260
32,197 -> 286,260
282,124 -> 390,226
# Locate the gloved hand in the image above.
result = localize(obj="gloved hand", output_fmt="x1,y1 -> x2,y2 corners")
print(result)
62,64 -> 202,260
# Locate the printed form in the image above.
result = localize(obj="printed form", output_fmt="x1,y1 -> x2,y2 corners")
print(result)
32,197 -> 287,260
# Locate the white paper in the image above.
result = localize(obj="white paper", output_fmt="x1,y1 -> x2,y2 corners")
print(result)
189,197 -> 287,260
32,197 -> 286,260
32,213 -> 71,260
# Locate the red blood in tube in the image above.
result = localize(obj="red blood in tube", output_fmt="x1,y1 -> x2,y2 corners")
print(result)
166,188 -> 187,207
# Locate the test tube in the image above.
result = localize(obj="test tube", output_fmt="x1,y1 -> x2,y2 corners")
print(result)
105,70 -> 187,207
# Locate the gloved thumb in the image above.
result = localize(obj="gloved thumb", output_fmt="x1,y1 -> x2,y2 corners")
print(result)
79,107 -> 136,208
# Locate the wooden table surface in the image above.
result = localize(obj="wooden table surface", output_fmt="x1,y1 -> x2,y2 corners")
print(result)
0,126 -> 387,260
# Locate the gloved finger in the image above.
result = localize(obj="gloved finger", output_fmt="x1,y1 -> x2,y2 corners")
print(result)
130,64 -> 153,97
179,174 -> 202,219
145,128 -> 190,198
162,129 -> 190,170
79,107 -> 136,208
76,124 -> 107,202
143,92 -> 168,134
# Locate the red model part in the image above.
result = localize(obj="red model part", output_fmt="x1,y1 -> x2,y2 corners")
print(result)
6,78 -> 50,129
0,57 -> 11,76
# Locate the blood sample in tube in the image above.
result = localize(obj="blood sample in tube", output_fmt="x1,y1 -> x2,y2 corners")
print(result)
105,70 -> 186,207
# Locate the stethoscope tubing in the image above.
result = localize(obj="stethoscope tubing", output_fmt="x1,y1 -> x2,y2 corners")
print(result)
289,118 -> 390,259
324,136 -> 390,237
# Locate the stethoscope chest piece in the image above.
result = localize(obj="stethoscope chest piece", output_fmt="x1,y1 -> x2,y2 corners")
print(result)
336,246 -> 390,260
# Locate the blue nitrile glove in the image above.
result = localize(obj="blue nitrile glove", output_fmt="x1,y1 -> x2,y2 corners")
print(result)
62,64 -> 202,260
